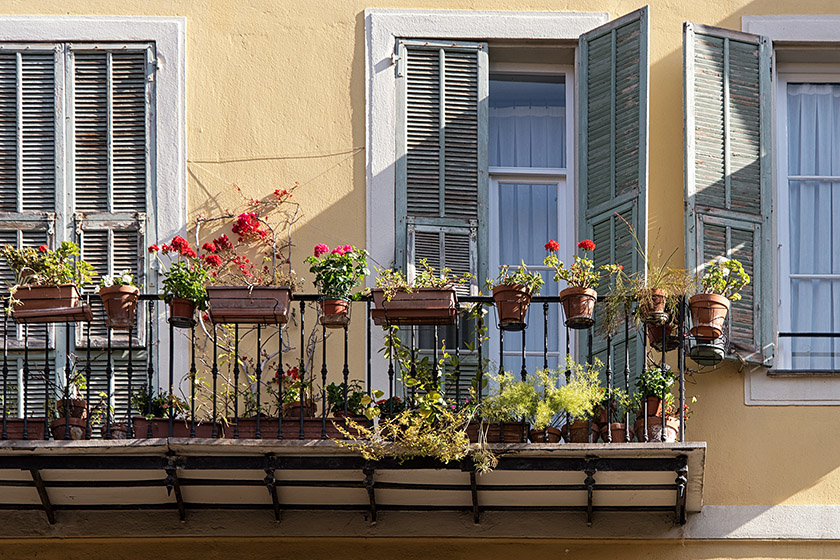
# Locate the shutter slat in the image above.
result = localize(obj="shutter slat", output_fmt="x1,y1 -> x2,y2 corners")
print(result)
111,52 -> 147,213
74,53 -> 108,212
20,53 -> 56,213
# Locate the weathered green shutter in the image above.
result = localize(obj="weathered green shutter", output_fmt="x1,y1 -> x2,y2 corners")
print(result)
395,39 -> 487,288
684,23 -> 772,365
579,8 -> 649,378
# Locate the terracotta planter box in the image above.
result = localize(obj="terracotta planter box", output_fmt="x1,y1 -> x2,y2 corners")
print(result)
99,284 -> 139,330
688,293 -> 730,340
207,286 -> 291,325
634,416 -> 679,443
133,417 -> 216,438
282,400 -> 317,418
50,417 -> 88,440
320,299 -> 350,329
492,284 -> 532,331
528,426 -> 562,443
371,288 -> 457,326
12,284 -> 92,324
227,416 -> 371,439
467,421 -> 529,443
559,287 -> 597,330
561,420 -> 600,443
0,418 -> 47,440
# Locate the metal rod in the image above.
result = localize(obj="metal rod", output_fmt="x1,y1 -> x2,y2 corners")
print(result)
233,324 -> 240,439
661,320 -> 667,442
168,321 -> 175,438
255,324 -> 262,439
366,300 -> 372,397
342,324 -> 350,430
127,323 -> 134,438
605,334 -> 612,443
106,327 -> 113,439
277,325 -> 283,440
624,307 -> 631,442
190,325 -> 196,438
1,304 -> 7,440
520,328 -> 527,382
543,301 -> 549,371
476,308 -> 483,405
63,324 -> 71,440
321,323 -> 328,440
299,301 -> 306,440
22,325 -> 28,440
455,301 -> 461,409
211,324 -> 219,439
145,301 -> 153,438
678,296 -> 686,443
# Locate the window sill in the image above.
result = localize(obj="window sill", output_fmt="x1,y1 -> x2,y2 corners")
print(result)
746,365 -> 840,405
767,369 -> 840,378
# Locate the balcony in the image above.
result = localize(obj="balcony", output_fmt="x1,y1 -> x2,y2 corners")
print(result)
0,293 -> 705,528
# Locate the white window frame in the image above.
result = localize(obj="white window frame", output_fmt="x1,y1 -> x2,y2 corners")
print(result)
365,9 -> 607,390
0,16 -> 187,389
743,15 -> 840,404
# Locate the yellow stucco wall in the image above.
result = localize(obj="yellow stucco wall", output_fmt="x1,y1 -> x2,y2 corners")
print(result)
2,0 -> 838,513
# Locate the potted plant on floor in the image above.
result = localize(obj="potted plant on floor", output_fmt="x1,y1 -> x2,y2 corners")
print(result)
51,369 -> 90,440
130,388 -> 192,437
3,241 -> 95,323
544,239 -> 621,329
371,259 -> 473,326
487,261 -> 544,331
98,270 -> 140,330
277,365 -> 316,419
597,388 -> 632,443
149,236 -> 208,328
304,243 -> 368,328
689,257 -> 750,339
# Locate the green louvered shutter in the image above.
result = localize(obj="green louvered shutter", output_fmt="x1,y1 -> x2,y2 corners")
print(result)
684,23 -> 772,365
72,47 -> 152,422
395,39 -> 487,289
579,7 -> 649,380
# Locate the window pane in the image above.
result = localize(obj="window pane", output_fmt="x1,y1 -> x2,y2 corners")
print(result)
489,76 -> 565,168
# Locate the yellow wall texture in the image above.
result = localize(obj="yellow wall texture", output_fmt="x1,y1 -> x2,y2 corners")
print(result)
5,537 -> 840,560
2,0 -> 839,509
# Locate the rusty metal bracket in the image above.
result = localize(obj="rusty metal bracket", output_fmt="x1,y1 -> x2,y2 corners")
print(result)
29,469 -> 55,525
675,457 -> 688,525
363,462 -> 377,524
264,454 -> 281,522
584,457 -> 597,526
470,470 -> 480,524
164,454 -> 186,521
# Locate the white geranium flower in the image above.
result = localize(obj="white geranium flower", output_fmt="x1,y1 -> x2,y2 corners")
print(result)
121,272 -> 133,285
103,276 -> 114,288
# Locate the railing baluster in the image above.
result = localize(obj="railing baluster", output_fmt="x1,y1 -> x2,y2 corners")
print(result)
255,325 -> 262,439
127,323 -> 134,438
387,327 -> 394,415
321,322 -> 328,440
624,308 -> 631,442
63,324 -> 71,440
454,301 -> 461,409
605,334 -> 612,443
587,327 -> 594,443
211,324 -> 219,438
678,296 -> 686,442
409,326 -> 416,405
498,327 -> 505,444
342,324 -> 350,424
366,299 -> 371,398
233,323 -> 240,439
145,301 -> 153,438
2,305 -> 7,440
168,321 -> 175,437
476,308 -> 483,405
298,301 -> 306,440
277,324 -> 283,440
190,325 -> 196,438
43,324 -> 51,439
86,316 -> 92,439
106,326 -> 112,440
661,321 -> 667,442
564,326 -> 571,441
543,301 -> 549,371
433,325 -> 439,386
22,325 -> 28,440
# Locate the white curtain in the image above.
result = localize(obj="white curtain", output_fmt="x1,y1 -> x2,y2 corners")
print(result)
786,84 -> 840,370
489,105 -> 565,168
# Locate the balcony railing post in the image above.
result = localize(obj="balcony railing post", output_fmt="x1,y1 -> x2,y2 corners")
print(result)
43,324 -> 51,439
543,301 -> 549,371
211,324 -> 219,439
127,323 -> 134,438
433,325 -> 439,386
476,308 -> 483,405
86,315 -> 92,439
298,300 -> 306,440
366,299 -> 372,398
276,324 -> 283,440
255,324 -> 262,440
623,307 -> 631,442
587,326 -> 594,443
342,323 -> 350,422
564,326 -> 571,442
106,326 -> 113,440
520,328 -> 527,382
22,325 -> 28,440
233,323 -> 240,439
321,322 -> 328,440
409,327 -> 416,404
661,320 -> 667,442
2,305 -> 7,440
387,327 -> 394,415
678,295 -> 686,442
168,320 -> 175,438
454,301 -> 461,409
498,327 -> 505,443
63,323 -> 71,440
190,325 -> 197,438
145,301 -> 153,438
605,334 -> 612,443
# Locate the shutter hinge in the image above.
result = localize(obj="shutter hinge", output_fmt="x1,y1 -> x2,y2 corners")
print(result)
146,47 -> 157,82
46,213 -> 55,237
763,342 -> 775,367
393,43 -> 404,77
136,212 -> 147,236
73,212 -> 85,237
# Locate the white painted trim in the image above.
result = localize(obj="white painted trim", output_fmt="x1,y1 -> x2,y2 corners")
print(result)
0,16 -> 187,387
365,9 -> 607,390
743,15 -> 840,42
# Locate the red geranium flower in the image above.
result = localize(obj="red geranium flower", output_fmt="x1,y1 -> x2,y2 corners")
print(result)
203,254 -> 222,267
148,244 -> 160,253
313,243 -> 329,257
544,240 -> 560,252
578,239 -> 596,251
38,244 -> 48,253
202,242 -> 217,253
171,235 -> 189,252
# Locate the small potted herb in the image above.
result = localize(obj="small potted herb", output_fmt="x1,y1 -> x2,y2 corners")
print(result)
544,239 -> 621,329
689,258 -> 750,339
149,236 -> 208,328
2,241 -> 95,322
371,259 -> 473,326
130,388 -> 191,437
304,243 -> 368,328
487,262 -> 544,331
98,270 -> 140,330
326,380 -> 367,418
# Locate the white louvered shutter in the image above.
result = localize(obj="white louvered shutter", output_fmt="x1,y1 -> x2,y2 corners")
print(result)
579,8 -> 650,380
684,23 -> 773,365
395,40 -> 487,289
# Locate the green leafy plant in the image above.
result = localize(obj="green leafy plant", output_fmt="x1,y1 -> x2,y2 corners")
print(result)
543,239 -> 621,289
375,259 -> 473,301
149,236 -> 209,309
486,261 -> 544,295
2,241 -> 95,290
635,366 -> 676,397
326,380 -> 367,416
130,387 -> 188,420
304,243 -> 368,300
697,258 -> 750,301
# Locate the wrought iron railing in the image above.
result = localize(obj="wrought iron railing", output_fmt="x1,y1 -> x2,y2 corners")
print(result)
0,292 -> 694,443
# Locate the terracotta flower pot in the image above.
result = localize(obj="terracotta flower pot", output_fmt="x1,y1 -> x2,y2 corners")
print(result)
561,420 -> 600,443
688,293 -> 730,339
102,422 -> 131,440
492,284 -> 532,331
56,398 -> 88,419
370,287 -> 457,326
99,284 -> 139,330
638,395 -> 663,417
647,322 -> 680,353
640,288 -> 668,326
168,298 -> 196,328
599,422 -> 633,443
467,421 -> 529,443
634,416 -> 679,443
559,287 -> 597,329
50,417 -> 88,440
320,298 -> 350,329
282,400 -> 317,418
207,286 -> 291,325
528,426 -> 562,443
0,418 -> 47,440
